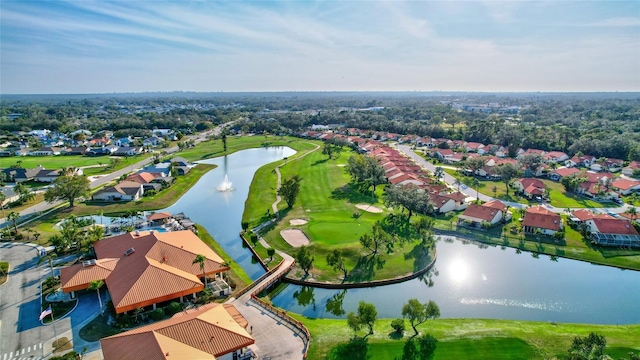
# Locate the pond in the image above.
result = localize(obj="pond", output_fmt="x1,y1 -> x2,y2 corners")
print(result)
156,146 -> 640,324
270,236 -> 640,325
162,146 -> 296,280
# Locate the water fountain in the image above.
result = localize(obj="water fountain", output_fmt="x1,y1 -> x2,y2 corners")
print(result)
216,174 -> 234,192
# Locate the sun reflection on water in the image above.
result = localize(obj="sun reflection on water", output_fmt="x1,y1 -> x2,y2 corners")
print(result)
449,258 -> 470,283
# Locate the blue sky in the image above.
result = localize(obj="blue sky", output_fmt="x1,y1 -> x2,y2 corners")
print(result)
1,0 -> 639,94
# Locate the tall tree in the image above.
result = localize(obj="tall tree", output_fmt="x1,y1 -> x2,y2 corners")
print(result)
88,280 -> 105,316
7,211 -> 20,234
326,249 -> 348,280
464,157 -> 486,176
518,153 -> 544,176
494,163 -> 521,195
295,245 -> 314,276
44,174 -> 90,207
402,299 -> 441,336
359,224 -> 392,257
384,184 -> 434,220
568,332 -> 608,360
278,175 -> 303,208
322,142 -> 334,159
346,301 -> 378,336
433,167 -> 444,182
416,333 -> 438,360
346,155 -> 387,192
624,206 -> 638,221
192,254 -> 207,288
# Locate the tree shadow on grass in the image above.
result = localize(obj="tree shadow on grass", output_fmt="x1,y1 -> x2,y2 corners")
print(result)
388,331 -> 404,340
330,184 -> 379,204
326,337 -> 371,360
311,157 -> 330,166
346,255 -> 385,282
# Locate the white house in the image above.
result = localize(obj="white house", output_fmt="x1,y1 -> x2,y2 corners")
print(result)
457,200 -> 507,227
91,181 -> 144,202
610,178 -> 640,195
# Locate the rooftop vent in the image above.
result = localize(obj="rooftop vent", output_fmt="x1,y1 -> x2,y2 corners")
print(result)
149,230 -> 155,234
124,247 -> 135,256
82,260 -> 96,267
134,230 -> 140,236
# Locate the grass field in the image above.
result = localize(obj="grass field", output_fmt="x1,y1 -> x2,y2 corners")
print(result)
245,143 -> 433,282
443,168 -> 615,208
1,153 -> 151,172
289,315 -> 640,360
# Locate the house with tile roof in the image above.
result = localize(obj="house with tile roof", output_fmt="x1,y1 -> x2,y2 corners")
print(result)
92,181 -> 144,202
622,161 -> 640,177
586,218 -> 640,248
60,230 -> 230,314
126,172 -> 158,184
543,151 -> 569,164
512,178 -> 546,199
457,200 -> 508,227
610,178 -> 640,195
547,167 -> 581,181
523,206 -> 562,235
100,303 -> 254,360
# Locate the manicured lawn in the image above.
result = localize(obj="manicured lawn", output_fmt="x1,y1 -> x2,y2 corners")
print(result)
1,154 -> 151,172
246,144 -> 433,282
79,314 -> 122,342
3,193 -> 45,213
290,315 -> 640,360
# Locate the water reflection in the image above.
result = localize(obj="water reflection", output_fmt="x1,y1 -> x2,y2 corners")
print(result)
272,237 -> 640,324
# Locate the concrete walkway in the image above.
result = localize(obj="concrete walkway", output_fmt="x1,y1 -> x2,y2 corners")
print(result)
227,250 -> 307,359
396,144 -> 633,214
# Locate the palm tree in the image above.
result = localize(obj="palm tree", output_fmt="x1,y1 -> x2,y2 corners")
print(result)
88,280 -> 105,315
0,192 -> 7,219
454,178 -> 462,191
471,178 -> 481,202
37,252 -> 58,278
625,206 -> 638,221
192,254 -> 207,288
7,211 -> 19,234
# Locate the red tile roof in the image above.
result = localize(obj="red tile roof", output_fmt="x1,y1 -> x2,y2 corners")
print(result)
483,199 -> 507,212
571,209 -> 613,222
62,230 -> 229,314
126,172 -> 157,184
552,167 -> 581,178
100,303 -> 254,360
146,212 -> 172,221
459,204 -> 500,222
523,206 -> 562,231
591,218 -> 638,235
610,178 -> 640,191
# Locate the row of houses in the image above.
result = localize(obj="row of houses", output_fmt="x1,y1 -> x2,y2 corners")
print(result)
91,157 -> 192,202
1,145 -> 145,157
299,128 -> 639,176
1,165 -> 83,183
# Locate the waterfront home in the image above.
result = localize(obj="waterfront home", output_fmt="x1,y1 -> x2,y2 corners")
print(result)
60,230 -> 230,313
586,217 -> 640,248
100,303 -> 254,360
457,199 -> 508,227
523,206 -> 563,235
92,181 -> 144,202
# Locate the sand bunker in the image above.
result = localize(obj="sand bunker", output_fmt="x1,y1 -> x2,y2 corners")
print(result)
289,219 -> 308,226
337,164 -> 347,167
280,229 -> 310,247
356,204 -> 384,213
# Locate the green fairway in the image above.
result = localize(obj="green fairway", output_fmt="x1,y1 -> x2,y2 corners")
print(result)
245,143 -> 433,282
289,315 -> 640,360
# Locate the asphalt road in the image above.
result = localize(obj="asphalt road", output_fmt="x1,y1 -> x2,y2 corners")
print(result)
0,243 -> 69,360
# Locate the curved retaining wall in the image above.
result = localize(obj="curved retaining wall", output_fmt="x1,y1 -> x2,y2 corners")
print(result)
239,232 -> 269,271
284,248 -> 437,289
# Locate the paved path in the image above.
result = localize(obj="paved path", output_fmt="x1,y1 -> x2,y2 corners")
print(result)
396,144 -> 633,214
227,251 -> 307,359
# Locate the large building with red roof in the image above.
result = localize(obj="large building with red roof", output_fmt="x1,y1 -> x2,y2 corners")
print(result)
100,303 -> 254,360
60,230 -> 230,314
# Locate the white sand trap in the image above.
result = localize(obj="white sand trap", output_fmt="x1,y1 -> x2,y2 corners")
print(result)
337,164 -> 347,167
280,229 -> 310,247
289,218 -> 308,226
356,204 -> 384,213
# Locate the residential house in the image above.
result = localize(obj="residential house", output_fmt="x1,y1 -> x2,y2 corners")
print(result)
142,136 -> 163,147
34,169 -> 60,183
622,161 -> 640,177
566,154 -> 596,168
114,137 -> 133,147
547,167 -> 581,181
457,199 -> 508,227
86,147 -> 113,156
28,147 -> 63,156
113,146 -> 142,156
431,191 -> 468,213
142,163 -> 172,176
2,167 -> 41,183
586,218 -> 640,248
170,156 -> 191,167
610,178 -> 640,195
523,206 -> 563,235
434,149 -> 454,160
92,181 -> 144,202
465,142 -> 484,153
88,138 -> 110,147
126,172 -> 158,184
60,230 -> 230,313
63,146 -> 91,155
591,158 -> 624,173
512,178 -> 546,199
543,151 -> 569,164
100,303 -> 254,360
569,209 -> 613,225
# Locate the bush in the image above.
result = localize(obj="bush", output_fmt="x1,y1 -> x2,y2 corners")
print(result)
166,301 -> 182,316
391,318 -> 405,334
149,308 -> 165,321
